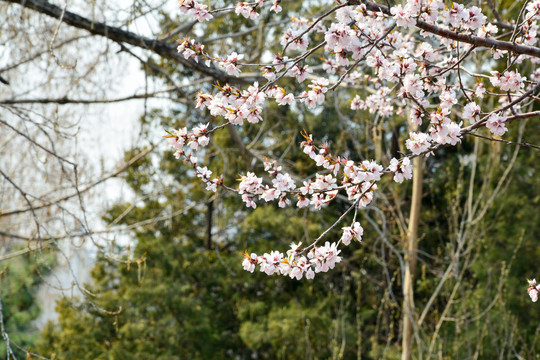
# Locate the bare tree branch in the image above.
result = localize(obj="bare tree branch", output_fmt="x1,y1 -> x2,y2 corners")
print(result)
0,297 -> 17,360
467,132 -> 540,150
0,146 -> 154,217
0,89 -> 190,105
1,0 -> 252,84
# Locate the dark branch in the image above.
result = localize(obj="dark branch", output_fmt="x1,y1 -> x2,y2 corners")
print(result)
467,132 -> 540,150
348,0 -> 540,58
2,0 -> 250,84
0,92 -> 186,105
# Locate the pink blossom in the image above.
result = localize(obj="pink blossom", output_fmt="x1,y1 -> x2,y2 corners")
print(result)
238,172 -> 264,195
310,193 -> 325,210
402,74 -> 425,99
490,70 -> 525,92
415,43 -> 438,62
278,196 -> 290,208
351,95 -> 364,110
463,102 -> 481,123
410,107 -> 423,126
296,195 -> 310,208
441,3 -> 469,28
272,173 -> 296,192
221,52 -> 244,77
464,7 -> 486,30
261,187 -> 279,202
242,194 -> 257,208
406,132 -> 432,155
389,157 -> 413,183
435,121 -> 462,146
242,253 -> 259,273
168,127 -> 188,150
440,89 -> 457,109
485,113 -> 508,136
271,0 -> 282,13
390,4 -> 416,29
272,55 -> 289,72
324,23 -> 353,53
178,0 -> 213,22
281,29 -> 308,51
340,222 -> 363,246
235,3 -> 259,20
477,23 -> 498,38
290,64 -> 312,83
474,83 -> 486,98
529,288 -> 539,302
527,279 -> 540,302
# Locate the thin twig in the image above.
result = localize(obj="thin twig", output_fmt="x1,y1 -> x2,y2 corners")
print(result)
467,132 -> 540,150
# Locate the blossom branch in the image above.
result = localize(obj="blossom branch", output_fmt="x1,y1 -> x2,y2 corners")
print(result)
466,132 -> 540,150
349,0 -> 540,58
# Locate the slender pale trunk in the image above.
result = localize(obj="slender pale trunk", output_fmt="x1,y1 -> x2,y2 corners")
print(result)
372,123 -> 383,162
401,155 -> 423,360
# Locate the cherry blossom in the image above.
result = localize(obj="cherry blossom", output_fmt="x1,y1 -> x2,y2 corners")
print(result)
490,70 -> 525,92
389,157 -> 413,184
340,222 -> 364,246
271,0 -> 282,13
241,240 -> 345,280
463,102 -> 481,123
169,0 -> 539,287
477,23 -> 498,38
390,4 -> 416,29
485,113 -> 508,137
221,52 -> 243,77
402,74 -> 425,99
406,132 -> 432,155
464,6 -> 486,30
242,253 -> 259,273
235,2 -> 259,20
178,0 -> 213,22
528,279 -> 540,302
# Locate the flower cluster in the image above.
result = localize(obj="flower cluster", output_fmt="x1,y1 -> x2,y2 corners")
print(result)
221,52 -> 244,77
428,108 -> 463,146
172,0 -> 537,283
300,78 -> 329,109
463,102 -> 481,123
177,0 -> 212,22
243,233 -> 360,280
196,83 -> 266,125
177,38 -> 206,63
490,70 -> 526,92
389,0 -> 486,31
340,222 -> 363,245
235,2 -> 260,20
406,132 -> 432,155
389,157 -> 413,183
166,123 -> 224,192
522,0 -> 540,45
167,123 -> 210,154
351,87 -> 394,116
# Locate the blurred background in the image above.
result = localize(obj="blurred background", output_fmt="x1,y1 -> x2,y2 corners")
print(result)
0,0 -> 539,359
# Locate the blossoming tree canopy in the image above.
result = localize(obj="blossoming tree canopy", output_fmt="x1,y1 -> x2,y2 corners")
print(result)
167,0 -> 539,286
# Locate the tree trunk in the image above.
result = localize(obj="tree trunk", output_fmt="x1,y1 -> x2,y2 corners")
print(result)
401,156 -> 423,360
205,200 -> 213,250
